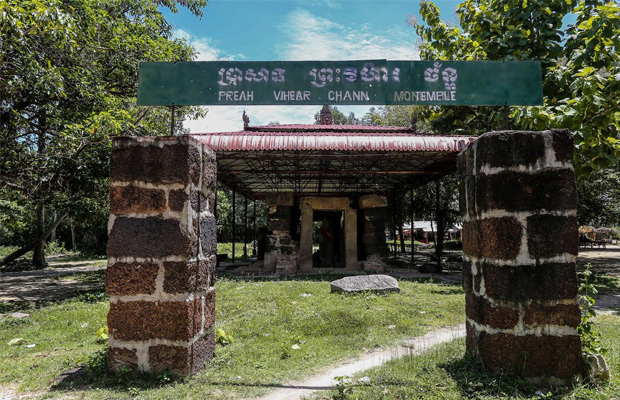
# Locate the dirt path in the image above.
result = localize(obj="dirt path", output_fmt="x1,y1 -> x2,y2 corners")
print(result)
253,325 -> 466,400
0,258 -> 106,302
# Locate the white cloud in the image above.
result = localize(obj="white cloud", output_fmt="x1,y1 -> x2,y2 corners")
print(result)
277,9 -> 419,60
173,29 -> 244,61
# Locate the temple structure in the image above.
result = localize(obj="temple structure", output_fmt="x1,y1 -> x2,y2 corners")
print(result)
192,106 -> 473,273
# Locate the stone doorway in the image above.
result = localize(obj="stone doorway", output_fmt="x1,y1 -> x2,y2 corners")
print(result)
299,197 -> 357,272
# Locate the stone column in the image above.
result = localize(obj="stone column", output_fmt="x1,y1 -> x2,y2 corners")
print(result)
344,207 -> 358,270
299,201 -> 314,272
458,130 -> 581,385
106,135 -> 217,376
359,195 -> 389,269
264,193 -> 298,273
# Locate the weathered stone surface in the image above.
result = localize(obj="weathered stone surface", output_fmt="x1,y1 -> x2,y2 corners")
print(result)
583,353 -> 611,382
107,216 -> 189,258
106,262 -> 159,296
358,194 -> 388,209
169,189 -> 187,212
204,289 -> 216,330
202,155 -> 217,190
200,215 -> 217,256
108,347 -> 138,370
552,129 -> 574,163
148,331 -> 215,375
462,217 -> 522,260
475,170 -> 577,213
302,196 -> 349,210
163,258 -> 214,294
475,131 -> 546,169
108,299 -> 202,341
330,274 -> 400,293
268,206 -> 292,231
477,332 -> 582,381
110,185 -> 167,215
465,293 -> 519,330
110,140 -> 200,185
527,215 -> 578,258
482,263 -> 578,301
523,303 -> 580,327
190,191 -> 208,213
265,193 -> 295,207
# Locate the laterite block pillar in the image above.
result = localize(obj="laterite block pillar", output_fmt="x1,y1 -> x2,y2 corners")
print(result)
458,130 -> 581,385
106,135 -> 217,376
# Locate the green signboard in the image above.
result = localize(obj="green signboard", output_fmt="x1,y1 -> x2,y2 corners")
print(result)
138,60 -> 543,106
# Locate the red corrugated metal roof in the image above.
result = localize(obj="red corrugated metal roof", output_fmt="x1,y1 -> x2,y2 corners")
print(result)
192,131 -> 474,152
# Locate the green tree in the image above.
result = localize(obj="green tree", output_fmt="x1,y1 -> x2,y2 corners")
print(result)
0,0 -> 207,267
313,106 -> 361,125
410,0 -> 620,181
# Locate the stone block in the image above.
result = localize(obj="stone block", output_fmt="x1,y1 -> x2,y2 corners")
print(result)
204,289 -> 216,330
302,197 -> 349,210
110,139 -> 201,185
481,263 -> 578,301
552,129 -> 574,163
202,155 -> 217,190
523,303 -> 581,327
107,217 -> 190,258
358,194 -> 388,209
527,215 -> 578,258
465,293 -> 519,330
200,215 -> 217,256
108,347 -> 138,370
462,217 -> 522,260
106,262 -> 159,296
169,189 -> 187,212
476,170 -> 577,213
265,193 -> 295,206
190,191 -> 209,213
163,258 -> 214,294
477,332 -> 582,381
330,275 -> 399,293
148,331 -> 215,375
475,131 -> 546,169
110,185 -> 167,215
108,299 -> 202,341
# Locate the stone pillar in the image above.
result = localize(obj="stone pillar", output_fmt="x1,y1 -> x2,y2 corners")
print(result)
106,135 -> 217,376
299,201 -> 314,272
344,207 -> 358,269
458,130 -> 581,385
264,193 -> 298,273
359,195 -> 389,263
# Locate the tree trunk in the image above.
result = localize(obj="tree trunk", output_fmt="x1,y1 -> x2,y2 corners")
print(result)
70,218 -> 76,250
399,222 -> 406,252
1,213 -> 67,267
32,204 -> 46,268
434,180 -> 443,273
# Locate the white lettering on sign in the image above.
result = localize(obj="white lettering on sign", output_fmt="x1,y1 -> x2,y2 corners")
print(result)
273,90 -> 311,101
218,68 -> 286,86
328,91 -> 369,102
393,91 -> 456,102
218,91 -> 254,101
424,62 -> 458,91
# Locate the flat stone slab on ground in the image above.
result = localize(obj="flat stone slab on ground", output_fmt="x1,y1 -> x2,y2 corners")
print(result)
330,274 -> 400,293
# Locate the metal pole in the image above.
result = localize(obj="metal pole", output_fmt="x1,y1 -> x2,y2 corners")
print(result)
243,195 -> 248,259
503,104 -> 509,130
232,188 -> 236,264
253,199 -> 257,256
410,186 -> 415,264
170,105 -> 175,136
392,192 -> 397,257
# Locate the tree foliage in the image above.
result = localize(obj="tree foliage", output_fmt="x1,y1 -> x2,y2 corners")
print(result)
410,0 -> 620,182
0,0 -> 207,266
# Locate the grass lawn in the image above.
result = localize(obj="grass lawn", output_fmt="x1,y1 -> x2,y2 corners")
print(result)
0,275 -> 465,399
311,313 -> 620,400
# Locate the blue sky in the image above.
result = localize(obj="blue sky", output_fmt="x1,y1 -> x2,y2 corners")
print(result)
162,0 -> 463,132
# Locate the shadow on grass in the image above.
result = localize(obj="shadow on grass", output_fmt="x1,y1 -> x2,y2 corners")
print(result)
439,355 -> 577,399
0,286 -> 107,313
